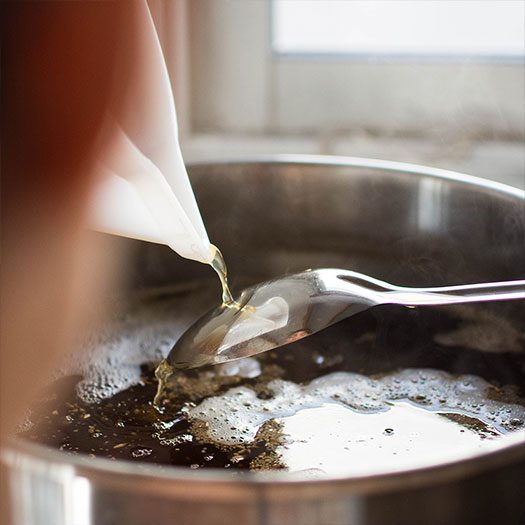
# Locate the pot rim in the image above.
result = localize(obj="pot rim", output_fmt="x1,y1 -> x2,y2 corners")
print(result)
4,155 -> 524,497
189,154 -> 524,198
3,435 -> 525,500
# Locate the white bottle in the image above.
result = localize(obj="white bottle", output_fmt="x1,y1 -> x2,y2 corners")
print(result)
90,1 -> 214,265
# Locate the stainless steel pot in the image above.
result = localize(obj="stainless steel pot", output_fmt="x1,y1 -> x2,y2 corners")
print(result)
3,156 -> 525,525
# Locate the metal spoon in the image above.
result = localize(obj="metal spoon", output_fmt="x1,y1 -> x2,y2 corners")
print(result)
161,269 -> 525,372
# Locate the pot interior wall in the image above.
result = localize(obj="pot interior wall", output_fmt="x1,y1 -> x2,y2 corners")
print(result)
127,161 -> 525,319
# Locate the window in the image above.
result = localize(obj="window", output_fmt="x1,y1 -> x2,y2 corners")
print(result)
272,1 -> 525,60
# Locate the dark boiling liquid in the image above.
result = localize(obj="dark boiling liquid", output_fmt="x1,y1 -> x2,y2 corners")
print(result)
21,362 -> 291,469
20,302 -> 525,470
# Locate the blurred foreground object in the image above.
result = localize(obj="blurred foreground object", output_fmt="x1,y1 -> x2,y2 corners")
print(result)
1,2 -> 133,435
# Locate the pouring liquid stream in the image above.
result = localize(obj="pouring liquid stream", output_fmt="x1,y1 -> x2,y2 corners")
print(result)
210,246 -> 236,307
154,246 -> 239,406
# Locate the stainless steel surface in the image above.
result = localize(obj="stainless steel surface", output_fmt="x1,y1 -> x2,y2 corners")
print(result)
2,156 -> 525,525
166,269 -> 525,369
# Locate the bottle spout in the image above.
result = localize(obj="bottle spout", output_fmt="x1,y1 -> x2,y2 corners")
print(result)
90,127 -> 214,265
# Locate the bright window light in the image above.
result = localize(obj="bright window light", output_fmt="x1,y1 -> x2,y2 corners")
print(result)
272,0 -> 525,59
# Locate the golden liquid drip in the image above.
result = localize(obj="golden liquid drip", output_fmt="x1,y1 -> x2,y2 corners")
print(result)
210,245 -> 236,306
154,359 -> 173,408
154,245 -> 237,407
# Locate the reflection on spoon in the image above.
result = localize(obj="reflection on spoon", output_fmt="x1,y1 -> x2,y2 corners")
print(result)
218,296 -> 289,350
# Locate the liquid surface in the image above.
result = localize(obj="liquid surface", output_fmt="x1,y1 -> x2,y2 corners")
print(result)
20,363 -> 525,475
19,283 -> 525,476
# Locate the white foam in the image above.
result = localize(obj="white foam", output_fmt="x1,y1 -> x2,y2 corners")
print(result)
189,368 -> 525,475
72,290 -> 213,403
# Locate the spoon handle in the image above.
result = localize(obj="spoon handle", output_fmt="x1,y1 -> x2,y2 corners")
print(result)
334,270 -> 525,307
384,280 -> 525,307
